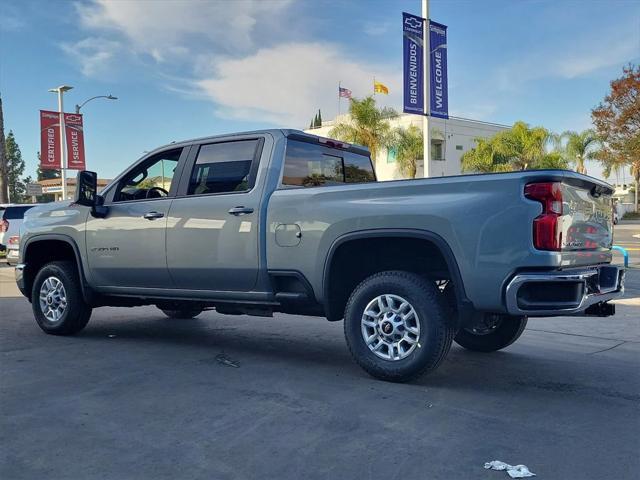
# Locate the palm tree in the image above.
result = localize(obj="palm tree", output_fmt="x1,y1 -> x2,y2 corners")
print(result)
492,121 -> 550,170
393,125 -> 423,178
461,121 -> 556,173
329,96 -> 396,160
561,129 -> 600,174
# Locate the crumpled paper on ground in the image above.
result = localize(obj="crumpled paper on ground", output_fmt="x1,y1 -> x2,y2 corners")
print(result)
484,460 -> 536,478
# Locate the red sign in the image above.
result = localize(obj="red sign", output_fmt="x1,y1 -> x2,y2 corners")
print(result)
39,110 -> 61,170
64,113 -> 86,170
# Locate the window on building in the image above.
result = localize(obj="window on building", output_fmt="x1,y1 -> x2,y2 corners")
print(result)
283,140 -> 376,187
187,140 -> 261,195
431,141 -> 444,161
456,145 -> 464,151
387,147 -> 397,164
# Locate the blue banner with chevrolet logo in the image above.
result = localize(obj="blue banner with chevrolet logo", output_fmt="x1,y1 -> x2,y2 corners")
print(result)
402,12 -> 424,115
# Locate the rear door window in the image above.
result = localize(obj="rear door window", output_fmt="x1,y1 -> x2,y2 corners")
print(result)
187,139 -> 262,195
283,140 -> 375,187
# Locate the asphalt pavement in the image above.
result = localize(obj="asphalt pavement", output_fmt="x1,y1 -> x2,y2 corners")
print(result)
1,237 -> 638,480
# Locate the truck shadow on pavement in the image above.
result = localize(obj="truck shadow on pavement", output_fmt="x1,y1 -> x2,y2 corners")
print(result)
69,309 -> 640,403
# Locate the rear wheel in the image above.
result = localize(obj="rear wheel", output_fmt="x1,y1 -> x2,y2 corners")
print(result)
32,261 -> 92,335
344,271 -> 455,383
454,314 -> 527,352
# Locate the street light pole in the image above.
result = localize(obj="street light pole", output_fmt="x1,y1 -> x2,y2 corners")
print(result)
422,0 -> 431,178
75,94 -> 118,114
48,85 -> 73,200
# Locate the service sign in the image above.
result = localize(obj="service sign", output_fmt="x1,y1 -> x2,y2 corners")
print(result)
429,21 -> 448,119
402,12 -> 425,115
39,110 -> 61,170
64,113 -> 86,170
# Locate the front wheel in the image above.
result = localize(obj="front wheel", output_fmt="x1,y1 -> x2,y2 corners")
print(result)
454,314 -> 527,352
344,271 -> 455,383
32,261 -> 92,335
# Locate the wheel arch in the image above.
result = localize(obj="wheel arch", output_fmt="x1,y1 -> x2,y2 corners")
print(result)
322,229 -> 473,321
22,234 -> 92,303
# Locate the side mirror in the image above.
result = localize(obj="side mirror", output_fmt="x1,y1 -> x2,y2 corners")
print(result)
75,170 -> 97,206
75,170 -> 108,218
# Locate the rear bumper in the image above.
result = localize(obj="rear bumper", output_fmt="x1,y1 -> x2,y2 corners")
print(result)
505,265 -> 624,316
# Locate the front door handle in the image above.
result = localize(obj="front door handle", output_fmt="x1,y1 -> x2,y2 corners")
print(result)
228,206 -> 254,216
143,211 -> 164,220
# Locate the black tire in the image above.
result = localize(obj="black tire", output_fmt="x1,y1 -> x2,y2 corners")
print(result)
454,315 -> 527,352
31,261 -> 92,336
344,271 -> 455,383
159,307 -> 203,319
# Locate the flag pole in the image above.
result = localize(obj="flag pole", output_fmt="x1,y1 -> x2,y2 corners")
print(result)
422,0 -> 431,178
338,80 -> 341,118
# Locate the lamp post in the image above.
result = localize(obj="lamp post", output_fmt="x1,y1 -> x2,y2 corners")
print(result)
422,0 -> 431,178
48,85 -> 73,200
75,94 -> 118,114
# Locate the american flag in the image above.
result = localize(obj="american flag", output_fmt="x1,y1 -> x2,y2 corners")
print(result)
339,86 -> 352,98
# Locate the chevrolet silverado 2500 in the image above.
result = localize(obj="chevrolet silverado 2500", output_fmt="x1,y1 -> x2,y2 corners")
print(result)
16,129 -> 624,381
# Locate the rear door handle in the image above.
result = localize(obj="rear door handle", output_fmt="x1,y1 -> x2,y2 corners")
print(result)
228,206 -> 254,216
143,211 -> 164,220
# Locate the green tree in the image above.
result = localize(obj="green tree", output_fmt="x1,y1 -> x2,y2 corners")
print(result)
560,129 -> 600,174
393,125 -> 423,178
0,94 -> 7,203
316,109 -> 322,127
491,121 -> 550,170
329,96 -> 396,161
5,130 -> 27,202
462,121 -> 567,173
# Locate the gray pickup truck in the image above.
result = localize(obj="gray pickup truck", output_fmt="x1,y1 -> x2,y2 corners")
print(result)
16,129 -> 624,382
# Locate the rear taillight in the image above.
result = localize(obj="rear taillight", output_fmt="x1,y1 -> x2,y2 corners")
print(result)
8,235 -> 19,245
524,182 -> 563,251
0,219 -> 8,233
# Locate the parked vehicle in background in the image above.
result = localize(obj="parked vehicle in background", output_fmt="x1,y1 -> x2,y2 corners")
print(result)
15,130 -> 624,382
0,204 -> 39,251
6,235 -> 20,266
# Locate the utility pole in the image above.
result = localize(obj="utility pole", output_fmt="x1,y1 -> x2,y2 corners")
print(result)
48,85 -> 73,200
0,94 -> 8,203
422,0 -> 431,178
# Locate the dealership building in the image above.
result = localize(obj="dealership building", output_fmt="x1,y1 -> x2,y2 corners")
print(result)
37,178 -> 111,202
306,114 -> 508,180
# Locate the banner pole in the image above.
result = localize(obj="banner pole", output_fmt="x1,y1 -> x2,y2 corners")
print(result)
422,0 -> 430,178
57,91 -> 68,200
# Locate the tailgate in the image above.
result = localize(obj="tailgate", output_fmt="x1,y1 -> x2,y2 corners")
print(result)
561,181 -> 613,252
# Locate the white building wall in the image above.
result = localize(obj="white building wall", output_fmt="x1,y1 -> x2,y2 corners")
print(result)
305,114 -> 509,180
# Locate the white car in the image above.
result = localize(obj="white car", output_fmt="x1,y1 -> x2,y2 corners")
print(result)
0,204 -> 38,250
6,235 -> 19,266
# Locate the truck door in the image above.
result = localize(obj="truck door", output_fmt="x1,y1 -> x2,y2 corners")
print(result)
86,147 -> 188,288
166,136 -> 267,291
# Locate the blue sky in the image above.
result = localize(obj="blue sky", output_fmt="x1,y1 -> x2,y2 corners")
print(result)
1,0 -> 639,181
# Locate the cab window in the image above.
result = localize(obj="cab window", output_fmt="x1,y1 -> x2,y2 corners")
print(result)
114,149 -> 181,202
